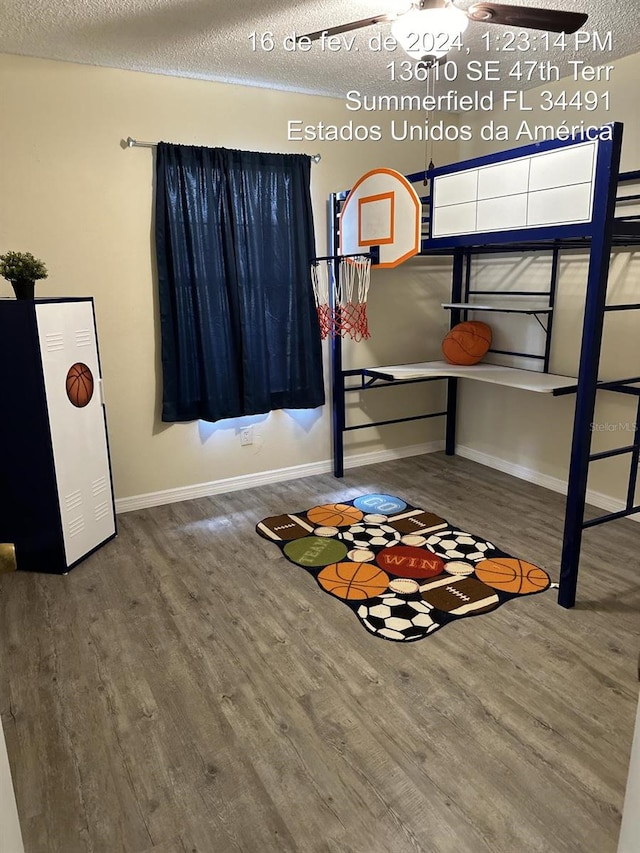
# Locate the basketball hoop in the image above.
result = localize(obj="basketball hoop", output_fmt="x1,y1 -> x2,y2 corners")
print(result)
311,254 -> 372,341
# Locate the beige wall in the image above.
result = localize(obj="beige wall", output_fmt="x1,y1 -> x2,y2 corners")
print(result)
0,53 -> 457,502
4,49 -> 636,510
454,51 -> 640,507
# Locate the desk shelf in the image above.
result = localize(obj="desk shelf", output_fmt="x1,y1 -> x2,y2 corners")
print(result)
442,303 -> 553,315
364,361 -> 577,394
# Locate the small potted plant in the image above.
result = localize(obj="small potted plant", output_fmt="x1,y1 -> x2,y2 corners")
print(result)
0,250 -> 48,300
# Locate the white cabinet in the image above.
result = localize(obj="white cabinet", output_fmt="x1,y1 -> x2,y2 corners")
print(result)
0,298 -> 116,573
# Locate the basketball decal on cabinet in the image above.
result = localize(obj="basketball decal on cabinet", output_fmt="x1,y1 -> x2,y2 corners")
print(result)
66,362 -> 94,408
257,493 -> 552,643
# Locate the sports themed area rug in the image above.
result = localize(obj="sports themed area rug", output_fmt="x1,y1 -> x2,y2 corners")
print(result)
257,493 -> 552,643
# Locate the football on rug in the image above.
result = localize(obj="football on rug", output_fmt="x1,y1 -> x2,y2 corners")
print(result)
256,493 -> 551,643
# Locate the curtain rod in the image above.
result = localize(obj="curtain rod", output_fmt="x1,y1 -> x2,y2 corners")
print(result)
126,137 -> 321,163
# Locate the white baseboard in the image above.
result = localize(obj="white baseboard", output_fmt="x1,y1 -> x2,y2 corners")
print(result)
344,440 -> 445,472
115,440 -> 444,514
456,443 -> 640,523
116,439 -> 636,523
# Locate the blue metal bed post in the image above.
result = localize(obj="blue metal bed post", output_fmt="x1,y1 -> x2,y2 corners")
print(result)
558,124 -> 624,608
543,248 -> 560,373
462,248 -> 472,314
329,192 -> 346,477
331,294 -> 345,478
445,249 -> 465,455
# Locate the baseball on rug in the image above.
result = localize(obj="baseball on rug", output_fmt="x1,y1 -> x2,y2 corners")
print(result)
256,494 -> 551,643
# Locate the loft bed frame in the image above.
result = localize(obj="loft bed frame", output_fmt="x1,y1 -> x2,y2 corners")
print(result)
328,121 -> 640,609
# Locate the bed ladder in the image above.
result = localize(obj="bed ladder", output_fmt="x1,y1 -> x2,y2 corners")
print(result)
557,125 -> 632,607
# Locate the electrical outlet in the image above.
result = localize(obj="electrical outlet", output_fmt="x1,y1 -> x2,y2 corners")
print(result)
240,426 -> 253,446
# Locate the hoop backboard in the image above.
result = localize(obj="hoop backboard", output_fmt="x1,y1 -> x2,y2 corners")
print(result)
339,168 -> 421,269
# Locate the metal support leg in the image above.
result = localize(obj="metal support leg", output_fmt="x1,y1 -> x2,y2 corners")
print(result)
445,250 -> 465,456
328,192 -> 345,478
445,378 -> 458,456
332,330 -> 345,477
543,248 -> 559,373
559,126 -> 623,608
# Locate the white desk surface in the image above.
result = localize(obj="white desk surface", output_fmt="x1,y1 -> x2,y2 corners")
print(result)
365,361 -> 577,393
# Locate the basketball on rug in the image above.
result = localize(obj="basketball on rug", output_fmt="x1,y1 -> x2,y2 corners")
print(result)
256,494 -> 551,643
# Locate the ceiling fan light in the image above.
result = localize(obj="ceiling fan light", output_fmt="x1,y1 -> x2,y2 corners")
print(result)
467,4 -> 495,22
391,5 -> 469,61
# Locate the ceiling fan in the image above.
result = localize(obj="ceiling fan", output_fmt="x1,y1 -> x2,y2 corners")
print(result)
299,0 -> 589,64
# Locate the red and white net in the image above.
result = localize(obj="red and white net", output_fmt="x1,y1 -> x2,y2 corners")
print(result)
311,255 -> 371,341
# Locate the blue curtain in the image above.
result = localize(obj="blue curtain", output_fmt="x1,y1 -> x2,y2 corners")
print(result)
155,144 -> 325,422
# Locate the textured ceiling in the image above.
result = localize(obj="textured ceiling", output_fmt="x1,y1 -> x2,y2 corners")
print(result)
0,0 -> 636,98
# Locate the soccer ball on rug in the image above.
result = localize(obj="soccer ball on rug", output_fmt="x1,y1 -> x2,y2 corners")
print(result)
339,523 -> 401,550
425,529 -> 497,562
356,593 -> 440,642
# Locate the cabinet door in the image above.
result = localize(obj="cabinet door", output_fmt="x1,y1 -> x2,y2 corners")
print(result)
36,301 -> 115,567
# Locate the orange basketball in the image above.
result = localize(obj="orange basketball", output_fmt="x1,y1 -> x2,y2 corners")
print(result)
66,362 -> 94,408
442,321 -> 492,365
317,562 -> 390,600
474,557 -> 550,595
307,503 -> 363,527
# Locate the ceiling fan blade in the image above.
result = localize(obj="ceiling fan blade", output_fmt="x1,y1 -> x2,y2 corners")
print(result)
467,3 -> 588,34
299,14 -> 397,42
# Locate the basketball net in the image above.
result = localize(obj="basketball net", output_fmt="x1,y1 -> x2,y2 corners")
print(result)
311,255 -> 372,341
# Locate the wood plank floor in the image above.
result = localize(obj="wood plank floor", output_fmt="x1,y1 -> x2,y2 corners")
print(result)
1,452 -> 639,853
